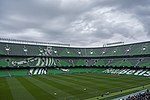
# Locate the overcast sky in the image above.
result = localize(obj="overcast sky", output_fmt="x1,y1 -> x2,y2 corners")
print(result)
0,0 -> 150,46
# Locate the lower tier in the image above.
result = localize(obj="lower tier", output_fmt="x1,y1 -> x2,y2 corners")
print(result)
0,57 -> 150,68
0,68 -> 149,77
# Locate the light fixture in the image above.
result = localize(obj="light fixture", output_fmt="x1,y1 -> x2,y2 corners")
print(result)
54,50 -> 57,53
40,49 -> 43,53
5,48 -> 10,51
24,48 -> 27,52
90,51 -> 93,54
143,47 -> 146,51
127,49 -> 130,52
78,51 -> 81,54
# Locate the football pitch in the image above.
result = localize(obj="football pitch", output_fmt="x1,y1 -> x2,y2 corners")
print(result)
0,73 -> 150,100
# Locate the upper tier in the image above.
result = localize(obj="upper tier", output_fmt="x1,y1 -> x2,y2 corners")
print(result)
0,41 -> 150,57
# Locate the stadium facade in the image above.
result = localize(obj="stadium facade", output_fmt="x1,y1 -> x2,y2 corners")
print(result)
0,38 -> 150,77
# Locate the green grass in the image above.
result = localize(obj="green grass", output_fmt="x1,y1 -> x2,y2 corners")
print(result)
0,73 -> 150,100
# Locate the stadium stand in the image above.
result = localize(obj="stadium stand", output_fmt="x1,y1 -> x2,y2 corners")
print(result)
0,38 -> 150,77
114,89 -> 150,100
0,40 -> 150,57
126,90 -> 150,100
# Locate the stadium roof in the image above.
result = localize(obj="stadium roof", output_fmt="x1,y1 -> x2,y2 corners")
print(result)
0,38 -> 70,46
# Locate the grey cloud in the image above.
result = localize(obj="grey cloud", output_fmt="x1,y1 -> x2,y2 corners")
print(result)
0,0 -> 150,46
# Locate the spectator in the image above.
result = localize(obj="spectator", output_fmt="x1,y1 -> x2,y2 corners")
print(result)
126,90 -> 150,100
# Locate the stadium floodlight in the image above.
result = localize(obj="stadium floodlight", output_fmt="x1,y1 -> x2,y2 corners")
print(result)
90,51 -> 93,54
78,51 -> 81,54
40,49 -> 43,53
54,50 -> 57,53
104,42 -> 124,47
23,48 -> 28,52
5,48 -> 10,51
143,47 -> 146,51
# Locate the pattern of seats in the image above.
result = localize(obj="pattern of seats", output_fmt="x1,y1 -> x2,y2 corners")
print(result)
0,57 -> 149,68
0,41 -> 150,57
54,58 -> 150,68
103,68 -> 150,77
0,57 -> 56,67
0,41 -> 149,69
0,68 -> 149,77
0,68 -> 105,77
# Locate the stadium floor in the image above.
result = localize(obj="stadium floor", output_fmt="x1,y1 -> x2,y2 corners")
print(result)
0,73 -> 150,100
